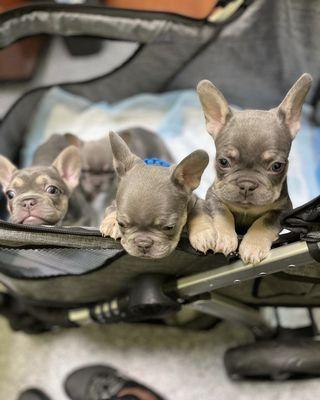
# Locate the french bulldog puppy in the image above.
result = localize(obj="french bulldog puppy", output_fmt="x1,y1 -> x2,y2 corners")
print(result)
197,73 -> 312,264
100,132 -> 215,259
33,133 -> 98,226
0,146 -> 81,225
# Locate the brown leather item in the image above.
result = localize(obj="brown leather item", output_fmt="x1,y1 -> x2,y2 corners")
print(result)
105,0 -> 218,19
0,1 -> 48,82
0,0 -> 28,12
0,37 -> 48,82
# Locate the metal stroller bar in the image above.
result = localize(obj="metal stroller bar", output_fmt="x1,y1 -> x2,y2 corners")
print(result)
170,241 -> 315,298
187,293 -> 275,338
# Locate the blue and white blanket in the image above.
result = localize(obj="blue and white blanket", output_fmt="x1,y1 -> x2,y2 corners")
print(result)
24,87 -> 320,206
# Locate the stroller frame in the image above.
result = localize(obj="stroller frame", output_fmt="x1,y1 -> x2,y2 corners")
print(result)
66,239 -> 318,340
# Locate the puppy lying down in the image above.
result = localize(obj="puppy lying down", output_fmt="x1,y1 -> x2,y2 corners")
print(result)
100,132 -> 215,259
0,146 -> 81,225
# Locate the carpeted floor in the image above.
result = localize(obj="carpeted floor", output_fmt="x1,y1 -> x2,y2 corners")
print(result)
1,317 -> 320,400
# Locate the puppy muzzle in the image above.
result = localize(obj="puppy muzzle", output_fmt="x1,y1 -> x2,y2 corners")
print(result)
121,234 -> 177,259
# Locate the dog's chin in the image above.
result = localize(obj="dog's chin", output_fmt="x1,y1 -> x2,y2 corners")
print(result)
232,199 -> 270,207
122,243 -> 177,259
217,190 -> 276,208
21,216 -> 48,225
12,211 -> 61,226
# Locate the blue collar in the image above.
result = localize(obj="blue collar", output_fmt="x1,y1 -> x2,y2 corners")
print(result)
144,158 -> 172,167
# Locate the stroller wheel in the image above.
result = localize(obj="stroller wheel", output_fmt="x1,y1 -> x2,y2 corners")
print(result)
224,339 -> 320,381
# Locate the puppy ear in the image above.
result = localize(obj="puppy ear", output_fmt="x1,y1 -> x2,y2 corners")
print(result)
109,131 -> 142,177
197,80 -> 232,139
52,146 -> 81,191
171,150 -> 209,192
277,73 -> 312,139
64,133 -> 83,148
0,155 -> 16,191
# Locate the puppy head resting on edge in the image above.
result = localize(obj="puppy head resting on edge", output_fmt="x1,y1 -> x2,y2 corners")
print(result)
109,131 -> 209,259
197,73 -> 312,212
0,146 -> 81,225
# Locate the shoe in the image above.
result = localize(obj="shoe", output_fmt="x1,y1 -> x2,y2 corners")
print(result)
64,365 -> 164,400
64,365 -> 127,400
17,389 -> 51,400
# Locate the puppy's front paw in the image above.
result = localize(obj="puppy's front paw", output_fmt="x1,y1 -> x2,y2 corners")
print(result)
239,235 -> 272,265
213,227 -> 238,257
189,226 -> 217,254
100,213 -> 121,240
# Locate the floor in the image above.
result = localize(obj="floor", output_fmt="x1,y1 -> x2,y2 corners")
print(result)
2,317 -> 320,400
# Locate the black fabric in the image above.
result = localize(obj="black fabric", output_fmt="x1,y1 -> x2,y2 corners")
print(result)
281,195 -> 320,241
0,248 -> 122,279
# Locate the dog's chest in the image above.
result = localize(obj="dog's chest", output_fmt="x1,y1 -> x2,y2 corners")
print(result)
229,204 -> 271,232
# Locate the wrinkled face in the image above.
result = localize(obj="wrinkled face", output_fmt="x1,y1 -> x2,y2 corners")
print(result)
214,111 -> 291,208
5,166 -> 70,225
116,165 -> 189,259
80,140 -> 115,200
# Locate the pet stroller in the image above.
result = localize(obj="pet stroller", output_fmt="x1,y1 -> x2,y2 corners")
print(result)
0,0 -> 320,380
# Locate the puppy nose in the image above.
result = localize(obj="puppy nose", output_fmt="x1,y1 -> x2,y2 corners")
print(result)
237,180 -> 258,193
22,198 -> 37,209
135,237 -> 154,252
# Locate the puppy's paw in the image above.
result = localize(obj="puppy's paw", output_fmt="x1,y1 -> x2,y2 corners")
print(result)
213,227 -> 238,257
100,214 -> 121,240
189,226 -> 217,254
239,235 -> 272,265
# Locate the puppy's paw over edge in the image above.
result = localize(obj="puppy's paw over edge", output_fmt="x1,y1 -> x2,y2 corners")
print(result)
100,212 -> 122,240
239,237 -> 272,265
189,226 -> 217,254
188,213 -> 217,254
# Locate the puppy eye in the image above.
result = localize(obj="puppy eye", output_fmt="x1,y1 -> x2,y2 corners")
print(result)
118,221 -> 126,228
163,225 -> 175,231
6,190 -> 15,200
46,185 -> 60,195
218,158 -> 231,168
270,162 -> 285,173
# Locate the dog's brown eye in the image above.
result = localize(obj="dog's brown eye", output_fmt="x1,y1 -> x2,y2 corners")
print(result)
271,162 -> 285,173
118,221 -> 126,228
218,158 -> 230,168
6,190 -> 15,200
163,225 -> 175,231
46,185 -> 60,195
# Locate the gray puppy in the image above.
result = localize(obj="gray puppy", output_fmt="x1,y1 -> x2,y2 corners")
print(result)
0,146 -> 81,225
197,73 -> 312,264
100,132 -> 215,259
33,133 -> 98,226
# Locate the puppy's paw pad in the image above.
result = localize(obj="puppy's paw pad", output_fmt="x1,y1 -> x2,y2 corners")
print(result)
239,239 -> 271,265
100,217 -> 121,240
189,227 -> 216,254
214,230 -> 238,257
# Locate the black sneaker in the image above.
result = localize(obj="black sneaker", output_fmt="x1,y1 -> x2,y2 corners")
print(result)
17,389 -> 51,400
64,365 -> 164,400
64,365 -> 127,400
